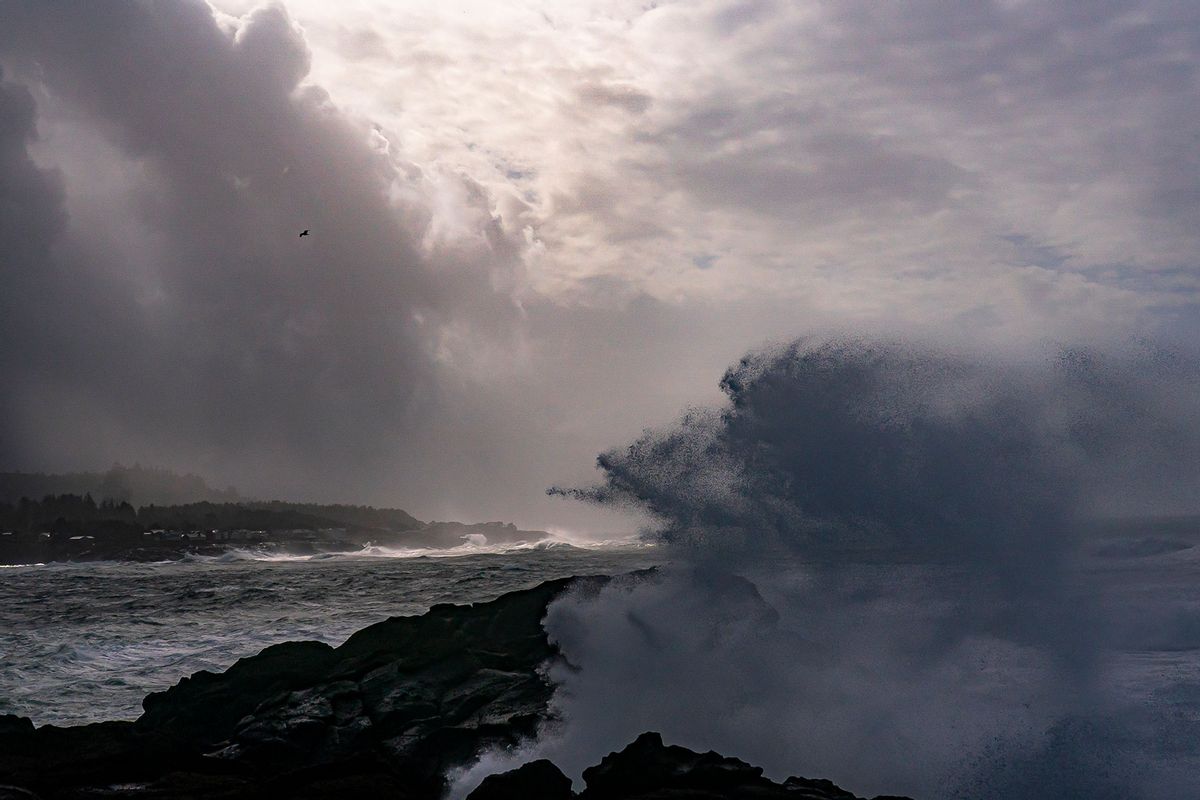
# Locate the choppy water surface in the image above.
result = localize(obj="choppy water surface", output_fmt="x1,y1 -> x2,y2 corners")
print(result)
0,544 -> 659,725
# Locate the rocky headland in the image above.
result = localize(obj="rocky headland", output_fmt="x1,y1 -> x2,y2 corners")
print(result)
0,577 -> 910,800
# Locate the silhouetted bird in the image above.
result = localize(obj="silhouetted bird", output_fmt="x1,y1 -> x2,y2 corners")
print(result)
299,229 -> 310,237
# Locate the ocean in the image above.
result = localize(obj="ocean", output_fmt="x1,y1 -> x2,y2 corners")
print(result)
0,542 -> 659,727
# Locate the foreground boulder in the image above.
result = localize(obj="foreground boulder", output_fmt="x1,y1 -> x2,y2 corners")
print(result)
465,759 -> 574,800
466,732 -> 913,800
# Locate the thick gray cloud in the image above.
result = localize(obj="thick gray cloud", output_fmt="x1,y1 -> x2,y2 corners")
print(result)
0,1 -> 534,514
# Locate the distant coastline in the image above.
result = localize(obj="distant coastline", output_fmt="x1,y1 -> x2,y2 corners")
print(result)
0,467 -> 547,565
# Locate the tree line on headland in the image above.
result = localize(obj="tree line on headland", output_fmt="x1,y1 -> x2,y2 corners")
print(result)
0,494 -> 422,537
0,467 -> 545,563
0,465 -> 421,536
0,493 -> 431,564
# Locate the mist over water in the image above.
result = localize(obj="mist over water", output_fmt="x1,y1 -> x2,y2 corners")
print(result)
453,339 -> 1200,798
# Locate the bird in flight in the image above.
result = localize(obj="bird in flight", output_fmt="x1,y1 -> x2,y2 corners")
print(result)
299,229 -> 310,237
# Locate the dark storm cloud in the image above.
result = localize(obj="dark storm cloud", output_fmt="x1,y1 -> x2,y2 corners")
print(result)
0,1 -> 525,501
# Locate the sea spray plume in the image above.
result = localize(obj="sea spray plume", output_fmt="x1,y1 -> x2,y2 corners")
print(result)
552,406 -> 755,551
525,339 -> 1200,799
556,338 -> 1199,570
559,338 -> 1200,675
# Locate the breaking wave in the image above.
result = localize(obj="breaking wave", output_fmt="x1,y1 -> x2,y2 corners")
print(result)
172,535 -> 649,564
519,338 -> 1200,798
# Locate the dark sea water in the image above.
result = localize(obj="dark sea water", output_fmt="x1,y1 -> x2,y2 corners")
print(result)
0,542 -> 660,726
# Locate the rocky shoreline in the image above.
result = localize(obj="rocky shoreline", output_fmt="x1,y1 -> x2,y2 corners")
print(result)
0,577 -> 910,800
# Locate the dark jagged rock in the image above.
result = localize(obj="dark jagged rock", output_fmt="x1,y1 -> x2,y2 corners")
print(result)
460,732 -> 912,800
465,759 -> 573,800
139,639 -> 339,744
578,731 -> 843,799
580,732 -> 780,798
572,732 -> 912,800
0,714 -> 35,738
0,577 -> 593,799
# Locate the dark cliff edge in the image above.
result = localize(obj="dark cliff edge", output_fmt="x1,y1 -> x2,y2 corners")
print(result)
0,577 -> 912,800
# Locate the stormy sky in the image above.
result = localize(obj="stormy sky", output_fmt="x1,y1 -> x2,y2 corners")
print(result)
1,0 -> 1197,528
